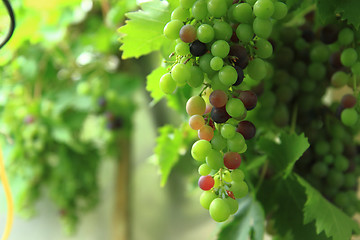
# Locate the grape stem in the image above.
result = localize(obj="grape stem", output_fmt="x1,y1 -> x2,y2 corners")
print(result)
290,104 -> 298,134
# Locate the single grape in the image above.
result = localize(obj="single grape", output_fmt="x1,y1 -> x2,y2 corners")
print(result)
211,74 -> 229,91
180,24 -> 197,43
211,132 -> 227,151
226,98 -> 246,118
211,40 -> 230,59
272,2 -> 288,20
253,18 -> 272,39
207,0 -> 227,18
231,169 -> 245,182
198,163 -> 212,176
213,21 -> 233,41
219,65 -> 238,86
198,175 -> 215,190
341,48 -> 358,67
180,0 -> 196,9
164,20 -> 183,39
210,57 -> 224,71
238,90 -> 257,110
225,197 -> 238,214
320,24 -> 339,44
186,96 -> 206,116
341,94 -> 357,109
223,152 -> 242,169
331,71 -> 349,88
338,28 -> 354,46
233,3 -> 253,24
334,155 -> 349,172
236,24 -> 254,43
341,108 -> 358,126
191,139 -> 212,161
255,38 -> 273,59
171,7 -> 190,22
209,198 -> 230,222
221,124 -> 236,139
314,140 -> 330,156
198,125 -> 215,141
206,149 -> 224,169
229,45 -> 249,69
188,66 -> 204,88
171,63 -> 190,85
200,191 -> 217,209
159,73 -> 177,94
253,0 -> 274,19
247,58 -> 266,80
227,132 -> 246,153
192,0 -> 208,20
230,181 -> 248,198
308,62 -> 326,80
190,40 -> 208,57
211,106 -> 230,123
189,115 -> 205,130
343,173 -> 357,188
209,90 -> 228,108
311,162 -> 328,178
197,24 -> 215,43
236,121 -> 256,140
175,42 -> 190,56
310,44 -> 330,63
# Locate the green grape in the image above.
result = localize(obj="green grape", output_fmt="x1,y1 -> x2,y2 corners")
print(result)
310,44 -> 330,63
253,0 -> 274,19
221,124 -> 236,139
191,140 -> 212,161
159,73 -> 177,94
175,42 -> 190,56
207,0 -> 227,18
338,28 -> 354,46
238,143 -> 247,154
275,85 -> 293,103
334,192 -> 349,208
164,20 -> 183,39
199,53 -> 216,75
171,7 -> 190,21
330,139 -> 344,155
210,57 -> 224,71
344,173 -> 357,188
314,140 -> 330,156
213,21 -> 233,41
334,155 -> 349,172
219,65 -> 237,86
192,0 -> 208,20
326,169 -> 344,189
255,38 -> 273,59
308,62 -> 326,80
331,71 -> 349,88
198,163 -> 212,176
186,96 -> 206,115
226,98 -> 246,118
197,24 -> 215,43
206,149 -> 224,169
171,63 -> 190,85
341,108 -> 358,126
324,155 -> 334,165
233,3 -> 253,24
311,162 -> 328,178
253,18 -> 272,39
246,0 -> 256,5
230,169 -> 245,182
230,181 -> 248,198
180,0 -> 196,9
209,198 -> 230,222
272,2 -> 288,20
247,58 -> 267,80
211,74 -> 229,91
211,40 -> 230,58
341,48 -> 358,67
225,198 -> 238,214
351,62 -> 360,75
211,132 -> 227,151
223,171 -> 232,182
227,132 -> 246,153
200,191 -> 217,209
236,24 -> 254,43
188,66 -> 204,88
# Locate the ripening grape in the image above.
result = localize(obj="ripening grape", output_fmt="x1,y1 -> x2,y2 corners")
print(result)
209,90 -> 228,108
209,198 -> 230,222
341,94 -> 357,109
211,106 -> 230,123
198,175 -> 215,190
191,139 -> 212,161
223,152 -> 242,169
198,125 -> 215,141
238,90 -> 257,110
189,114 -> 205,130
186,96 -> 206,116
180,24 -> 197,43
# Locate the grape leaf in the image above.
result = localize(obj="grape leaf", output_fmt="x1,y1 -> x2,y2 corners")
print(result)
146,66 -> 167,103
218,195 -> 265,240
153,125 -> 183,187
297,175 -> 360,240
258,132 -> 309,177
118,1 -> 172,59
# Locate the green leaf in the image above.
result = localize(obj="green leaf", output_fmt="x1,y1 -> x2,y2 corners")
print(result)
258,132 -> 309,177
153,125 -> 183,186
118,1 -> 172,59
218,195 -> 265,240
297,175 -> 360,240
146,66 -> 167,103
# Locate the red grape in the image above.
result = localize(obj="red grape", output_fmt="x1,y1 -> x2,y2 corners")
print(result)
223,152 -> 242,169
198,175 -> 215,190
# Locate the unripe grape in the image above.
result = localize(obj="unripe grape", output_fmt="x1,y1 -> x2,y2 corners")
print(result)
225,197 -> 238,214
253,0 -> 274,19
198,163 -> 212,176
200,191 -> 217,209
206,149 -> 224,169
341,108 -> 358,126
171,63 -> 190,85
160,73 -> 177,94
164,20 -> 183,39
186,96 -> 206,116
197,24 -> 215,43
230,181 -> 248,198
231,169 -> 245,182
221,124 -> 236,139
209,198 -> 230,222
226,98 -> 246,118
207,0 -> 227,18
191,140 -> 212,161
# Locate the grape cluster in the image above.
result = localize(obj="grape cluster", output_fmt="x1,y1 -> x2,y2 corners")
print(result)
161,0 -> 287,222
251,12 -> 360,216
